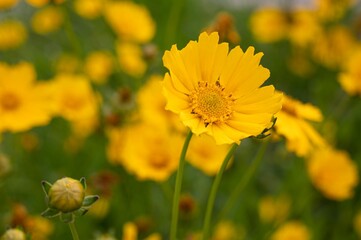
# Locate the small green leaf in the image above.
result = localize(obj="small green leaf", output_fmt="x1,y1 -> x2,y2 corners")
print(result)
60,213 -> 74,223
80,177 -> 86,190
82,195 -> 99,207
41,208 -> 60,218
41,181 -> 52,197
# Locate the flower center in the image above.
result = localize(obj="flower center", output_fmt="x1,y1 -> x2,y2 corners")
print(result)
190,81 -> 234,126
0,92 -> 21,111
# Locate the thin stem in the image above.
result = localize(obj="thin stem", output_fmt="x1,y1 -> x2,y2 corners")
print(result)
202,143 -> 238,240
170,130 -> 193,240
164,0 -> 185,47
68,222 -> 80,240
218,140 -> 269,220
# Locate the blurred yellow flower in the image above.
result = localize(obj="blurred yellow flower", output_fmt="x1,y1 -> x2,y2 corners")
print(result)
353,210 -> 361,237
315,0 -> 355,21
0,0 -> 18,10
108,123 -> 182,182
271,221 -> 310,240
0,154 -> 11,177
212,221 -> 245,240
250,8 -> 288,43
163,32 -> 282,145
274,94 -> 326,157
49,74 -> 99,123
312,25 -> 357,69
104,1 -> 155,43
0,62 -> 53,133
137,75 -> 185,132
187,134 -> 232,175
250,8 -> 320,47
74,0 -> 104,19
116,41 -> 147,77
258,195 -> 290,224
26,0 -> 65,7
0,20 -> 27,51
31,6 -> 64,34
122,222 -> 162,240
84,51 -> 114,84
338,47 -> 361,96
26,216 -> 54,240
308,148 -> 358,200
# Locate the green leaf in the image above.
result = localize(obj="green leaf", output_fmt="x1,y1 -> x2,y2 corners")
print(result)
80,177 -> 86,190
41,208 -> 60,218
41,181 -> 52,197
60,213 -> 74,223
82,195 -> 99,207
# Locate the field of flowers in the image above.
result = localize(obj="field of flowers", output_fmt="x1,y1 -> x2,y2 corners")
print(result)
1,0 -> 361,239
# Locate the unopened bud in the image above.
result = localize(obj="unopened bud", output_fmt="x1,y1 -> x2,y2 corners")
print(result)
1,228 -> 26,240
48,177 -> 85,213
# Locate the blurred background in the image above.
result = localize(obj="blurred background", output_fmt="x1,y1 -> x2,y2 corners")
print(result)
1,0 -> 361,239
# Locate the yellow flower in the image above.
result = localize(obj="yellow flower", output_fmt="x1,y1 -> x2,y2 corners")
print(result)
315,0 -> 355,21
104,1 -> 155,43
122,222 -> 162,240
0,0 -> 18,10
258,195 -> 290,224
26,0 -> 65,7
312,25 -> 357,69
31,6 -> 64,34
338,47 -> 361,96
212,221 -> 245,240
162,32 -> 282,145
108,123 -> 183,182
116,41 -> 147,77
84,51 -> 114,84
307,148 -> 358,200
74,0 -> 104,19
250,8 -> 288,43
137,75 -> 185,132
49,74 -> 99,123
26,216 -> 54,240
0,20 -> 27,51
187,134 -> 232,175
271,221 -> 310,240
0,62 -> 53,133
250,8 -> 320,47
274,94 -> 326,157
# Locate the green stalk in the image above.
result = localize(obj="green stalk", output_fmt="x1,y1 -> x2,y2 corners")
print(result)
164,0 -> 186,47
202,143 -> 238,240
170,131 -> 193,240
218,140 -> 269,220
68,222 -> 80,240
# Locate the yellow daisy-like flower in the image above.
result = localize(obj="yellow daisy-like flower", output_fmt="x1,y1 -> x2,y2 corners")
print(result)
258,195 -> 290,224
162,32 -> 282,145
0,0 -> 18,10
338,47 -> 361,96
187,134 -> 232,175
104,1 -> 155,43
74,0 -> 104,19
116,41 -> 147,77
31,6 -> 64,35
271,221 -> 310,240
84,51 -> 114,84
307,148 -> 358,201
0,62 -> 53,133
315,0 -> 355,21
0,20 -> 27,51
274,93 -> 326,157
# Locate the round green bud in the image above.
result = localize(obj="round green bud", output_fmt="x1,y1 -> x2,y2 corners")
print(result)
48,177 -> 85,213
1,228 -> 26,240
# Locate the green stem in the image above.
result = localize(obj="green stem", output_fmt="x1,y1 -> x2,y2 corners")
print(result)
218,140 -> 269,220
62,6 -> 82,56
170,130 -> 193,240
202,143 -> 238,240
68,222 -> 80,240
164,0 -> 185,47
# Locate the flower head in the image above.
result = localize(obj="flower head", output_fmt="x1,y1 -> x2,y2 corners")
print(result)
274,93 -> 326,157
162,32 -> 282,145
1,228 -> 26,240
31,6 -> 64,34
307,148 -> 358,200
0,62 -> 53,133
338,47 -> 361,96
0,20 -> 27,51
271,221 -> 310,240
0,0 -> 18,10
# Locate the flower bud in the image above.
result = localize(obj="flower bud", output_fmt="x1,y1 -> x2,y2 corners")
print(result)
48,177 -> 85,213
1,228 -> 26,240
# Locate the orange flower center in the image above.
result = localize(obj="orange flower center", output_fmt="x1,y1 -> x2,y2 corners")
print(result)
190,81 -> 234,126
0,92 -> 21,111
